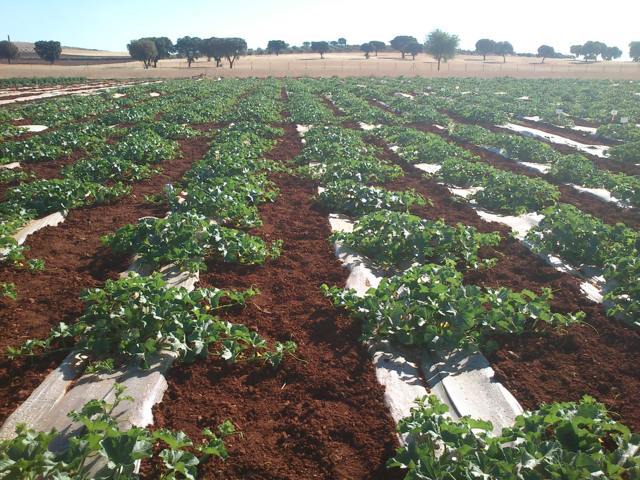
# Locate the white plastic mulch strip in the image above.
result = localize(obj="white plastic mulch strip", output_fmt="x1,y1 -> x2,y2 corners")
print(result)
327,210 -> 523,434
0,162 -> 20,170
518,161 -> 551,174
501,122 -> 609,158
394,92 -> 414,99
358,122 -> 381,131
414,163 -> 442,174
572,125 -> 598,134
571,185 -> 624,207
23,125 -> 49,133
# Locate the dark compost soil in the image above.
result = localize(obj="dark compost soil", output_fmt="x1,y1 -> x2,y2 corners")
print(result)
146,124 -> 402,480
0,135 -> 211,424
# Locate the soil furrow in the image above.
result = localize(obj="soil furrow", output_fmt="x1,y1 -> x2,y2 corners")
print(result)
147,123 -> 401,480
0,133 -> 212,424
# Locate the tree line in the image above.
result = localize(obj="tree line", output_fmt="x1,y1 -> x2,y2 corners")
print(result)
1,36 -> 640,67
127,37 -> 247,69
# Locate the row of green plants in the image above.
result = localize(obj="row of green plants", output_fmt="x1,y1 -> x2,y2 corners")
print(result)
527,203 -> 640,328
284,80 -> 339,125
291,79 -> 639,478
3,84 -> 297,478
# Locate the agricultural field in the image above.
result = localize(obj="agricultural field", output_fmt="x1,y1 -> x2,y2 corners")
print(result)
0,76 -> 639,478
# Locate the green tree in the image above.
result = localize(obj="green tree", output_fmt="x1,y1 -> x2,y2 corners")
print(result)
369,40 -> 385,56
494,41 -> 514,63
424,30 -> 459,71
175,36 -> 202,67
0,40 -> 18,64
311,41 -> 330,59
34,40 -> 61,64
582,40 -> 607,61
202,37 -> 224,66
221,37 -> 247,68
475,38 -> 496,60
570,44 -> 584,60
127,39 -> 157,68
630,41 -> 640,62
537,45 -> 555,63
338,37 -> 347,45
390,35 -> 418,59
266,40 -> 288,56
361,42 -> 373,59
143,37 -> 173,67
603,46 -> 622,61
406,41 -> 423,60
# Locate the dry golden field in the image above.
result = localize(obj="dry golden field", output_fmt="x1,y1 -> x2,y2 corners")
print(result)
1,52 -> 639,79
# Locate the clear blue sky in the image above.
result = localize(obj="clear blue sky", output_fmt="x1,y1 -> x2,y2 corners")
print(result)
2,0 -> 638,58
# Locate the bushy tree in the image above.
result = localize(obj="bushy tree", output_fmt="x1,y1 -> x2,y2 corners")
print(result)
267,40 -> 288,56
175,36 -> 202,67
34,40 -> 61,64
424,30 -> 459,71
494,41 -> 514,63
406,41 -> 422,60
127,39 -> 158,68
603,46 -> 622,61
390,35 -> 418,59
202,37 -> 224,66
475,38 -> 496,60
537,44 -> 555,63
570,44 -> 584,60
361,42 -> 373,59
581,41 -> 608,61
630,41 -> 640,62
338,37 -> 347,45
221,37 -> 247,68
0,40 -> 18,64
369,40 -> 385,56
141,37 -> 173,67
311,41 -> 330,59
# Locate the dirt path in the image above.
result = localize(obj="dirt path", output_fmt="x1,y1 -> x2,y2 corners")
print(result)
147,123 -> 401,479
0,133 -> 212,423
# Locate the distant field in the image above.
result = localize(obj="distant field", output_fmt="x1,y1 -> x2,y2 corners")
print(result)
1,52 -> 639,79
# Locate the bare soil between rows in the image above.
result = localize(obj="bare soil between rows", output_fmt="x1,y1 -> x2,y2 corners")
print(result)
373,138 -> 640,431
145,124 -> 401,479
0,134 -> 212,424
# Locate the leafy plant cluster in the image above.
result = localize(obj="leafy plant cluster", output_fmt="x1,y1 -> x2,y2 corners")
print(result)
0,123 -> 114,165
325,88 -> 396,125
222,80 -> 282,123
526,203 -> 640,327
324,261 -> 580,349
374,125 -> 473,164
317,180 -> 426,216
285,81 -> 338,125
0,384 -> 238,479
389,394 -> 640,480
104,122 -> 283,272
332,210 -> 500,271
104,212 -> 281,273
547,153 -> 640,207
297,126 -> 402,184
10,273 -> 293,369
437,157 -> 560,214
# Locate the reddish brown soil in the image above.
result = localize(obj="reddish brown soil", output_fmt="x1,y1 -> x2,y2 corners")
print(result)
375,138 -> 640,431
0,135 -> 211,424
147,124 -> 401,480
408,122 -> 640,229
